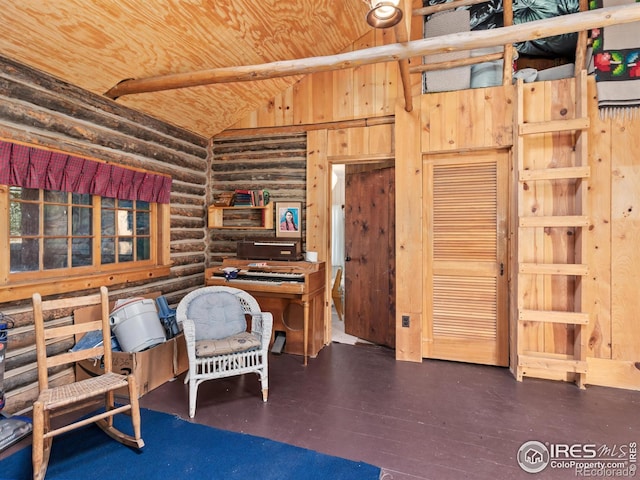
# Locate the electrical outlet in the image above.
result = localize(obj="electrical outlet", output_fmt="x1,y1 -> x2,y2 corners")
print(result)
402,315 -> 410,328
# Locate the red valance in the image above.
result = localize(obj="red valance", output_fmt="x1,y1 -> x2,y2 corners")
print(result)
0,141 -> 172,204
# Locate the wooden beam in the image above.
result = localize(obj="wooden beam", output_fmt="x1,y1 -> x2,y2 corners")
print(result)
394,0 -> 413,113
413,0 -> 491,17
104,4 -> 640,99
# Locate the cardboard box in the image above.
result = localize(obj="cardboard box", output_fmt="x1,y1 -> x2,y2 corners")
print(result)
74,296 -> 187,398
75,338 -> 176,398
174,332 -> 188,376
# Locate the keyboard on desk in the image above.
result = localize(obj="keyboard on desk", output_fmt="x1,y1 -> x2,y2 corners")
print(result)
209,269 -> 307,294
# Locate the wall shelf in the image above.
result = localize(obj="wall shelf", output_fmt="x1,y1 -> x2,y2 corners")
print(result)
207,205 -> 274,230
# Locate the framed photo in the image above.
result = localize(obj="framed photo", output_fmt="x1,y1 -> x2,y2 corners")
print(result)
275,202 -> 302,238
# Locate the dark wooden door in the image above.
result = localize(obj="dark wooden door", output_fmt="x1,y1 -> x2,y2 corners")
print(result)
344,165 -> 395,348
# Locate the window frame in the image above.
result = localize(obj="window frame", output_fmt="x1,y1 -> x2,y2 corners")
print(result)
0,184 -> 171,302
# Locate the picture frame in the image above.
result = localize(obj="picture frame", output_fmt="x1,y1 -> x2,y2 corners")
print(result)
275,202 -> 302,238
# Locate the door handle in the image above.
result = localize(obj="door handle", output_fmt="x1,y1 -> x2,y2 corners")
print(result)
345,256 -> 351,262
500,263 -> 504,276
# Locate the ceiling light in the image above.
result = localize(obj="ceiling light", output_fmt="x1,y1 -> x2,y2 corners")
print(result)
364,0 -> 403,29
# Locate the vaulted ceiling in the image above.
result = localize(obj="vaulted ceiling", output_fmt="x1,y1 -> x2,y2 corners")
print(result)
1,1 -> 373,139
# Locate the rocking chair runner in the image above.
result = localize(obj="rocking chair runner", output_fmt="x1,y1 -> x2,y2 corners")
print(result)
31,286 -> 144,480
176,286 -> 273,418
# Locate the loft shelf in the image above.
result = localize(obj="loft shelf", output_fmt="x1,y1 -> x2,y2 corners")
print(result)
208,205 -> 274,230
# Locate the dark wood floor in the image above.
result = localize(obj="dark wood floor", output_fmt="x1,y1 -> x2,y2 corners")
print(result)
3,341 -> 639,479
139,341 -> 639,480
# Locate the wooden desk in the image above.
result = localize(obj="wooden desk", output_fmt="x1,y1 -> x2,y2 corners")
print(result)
205,259 -> 326,365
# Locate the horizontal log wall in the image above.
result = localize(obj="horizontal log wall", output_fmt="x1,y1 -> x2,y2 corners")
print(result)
0,55 -> 210,413
210,134 -> 308,263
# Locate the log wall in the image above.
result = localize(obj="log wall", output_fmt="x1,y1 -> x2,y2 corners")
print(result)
0,55 -> 209,413
210,133 -> 308,263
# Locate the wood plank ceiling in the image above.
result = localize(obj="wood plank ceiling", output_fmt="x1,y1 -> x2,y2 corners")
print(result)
0,1 -> 372,139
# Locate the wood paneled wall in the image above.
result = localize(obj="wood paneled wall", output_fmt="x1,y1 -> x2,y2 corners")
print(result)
584,78 -> 640,390
0,56 -> 209,413
228,28 -> 399,130
233,58 -> 640,390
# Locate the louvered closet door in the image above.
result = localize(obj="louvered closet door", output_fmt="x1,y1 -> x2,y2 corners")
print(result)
423,150 -> 508,366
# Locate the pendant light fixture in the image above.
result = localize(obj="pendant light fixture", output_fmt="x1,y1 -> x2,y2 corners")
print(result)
364,0 -> 403,29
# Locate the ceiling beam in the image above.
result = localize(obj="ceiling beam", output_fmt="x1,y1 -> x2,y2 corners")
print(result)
105,3 -> 640,100
394,0 -> 413,112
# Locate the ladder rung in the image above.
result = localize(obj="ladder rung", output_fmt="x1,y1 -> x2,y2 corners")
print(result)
518,354 -> 588,374
519,117 -> 590,135
519,263 -> 589,276
519,216 -> 589,228
519,309 -> 590,325
520,166 -> 590,182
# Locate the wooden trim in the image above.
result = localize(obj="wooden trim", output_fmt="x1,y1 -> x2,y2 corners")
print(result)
409,52 -> 505,74
519,117 -> 590,135
0,265 -> 171,303
519,215 -> 590,228
519,166 -> 590,181
519,310 -> 590,325
413,0 -> 491,17
327,153 -> 395,163
519,263 -> 589,276
519,354 -> 588,374
215,116 -> 395,139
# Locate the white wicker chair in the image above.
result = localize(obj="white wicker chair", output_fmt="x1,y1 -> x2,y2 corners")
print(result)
176,286 -> 273,418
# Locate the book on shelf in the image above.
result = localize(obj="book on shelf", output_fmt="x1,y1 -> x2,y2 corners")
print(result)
233,189 -> 270,207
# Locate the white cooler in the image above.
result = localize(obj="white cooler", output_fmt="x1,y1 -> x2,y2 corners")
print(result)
109,298 -> 166,352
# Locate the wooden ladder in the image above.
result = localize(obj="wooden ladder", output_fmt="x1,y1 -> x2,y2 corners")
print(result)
514,70 -> 591,388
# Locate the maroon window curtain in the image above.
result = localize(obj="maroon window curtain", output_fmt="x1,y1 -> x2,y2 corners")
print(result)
0,140 -> 171,203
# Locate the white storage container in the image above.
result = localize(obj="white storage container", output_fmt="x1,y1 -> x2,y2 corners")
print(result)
109,298 -> 166,352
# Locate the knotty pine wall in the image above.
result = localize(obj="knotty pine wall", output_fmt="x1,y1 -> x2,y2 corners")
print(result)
0,55 -> 210,413
228,28 -> 400,130
229,61 -> 640,389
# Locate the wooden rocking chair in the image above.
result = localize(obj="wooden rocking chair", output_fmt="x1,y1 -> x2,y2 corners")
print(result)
31,286 -> 144,480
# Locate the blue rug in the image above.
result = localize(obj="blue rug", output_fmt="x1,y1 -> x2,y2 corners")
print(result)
0,408 -> 380,480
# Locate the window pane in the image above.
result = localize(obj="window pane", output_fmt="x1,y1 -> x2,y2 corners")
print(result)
136,200 -> 150,211
72,206 -> 92,235
43,238 -> 68,269
44,205 -> 67,235
137,237 -> 150,260
101,238 -> 115,264
117,210 -> 133,236
44,190 -> 66,203
72,238 -> 92,267
136,211 -> 150,235
10,238 -> 39,272
118,239 -> 133,262
10,187 -> 39,201
119,199 -> 133,209
102,197 -> 115,208
72,193 -> 91,205
101,209 -> 115,235
10,201 -> 39,236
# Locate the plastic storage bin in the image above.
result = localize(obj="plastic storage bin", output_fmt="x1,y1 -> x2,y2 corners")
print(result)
109,298 -> 166,352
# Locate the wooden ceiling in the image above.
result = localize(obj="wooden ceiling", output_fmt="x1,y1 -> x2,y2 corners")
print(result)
1,1 -> 372,139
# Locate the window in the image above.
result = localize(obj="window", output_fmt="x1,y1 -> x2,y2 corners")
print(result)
1,184 -> 170,300
9,187 -> 154,274
0,142 -> 172,301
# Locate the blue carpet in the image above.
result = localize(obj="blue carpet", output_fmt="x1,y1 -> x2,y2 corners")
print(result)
0,408 -> 380,480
